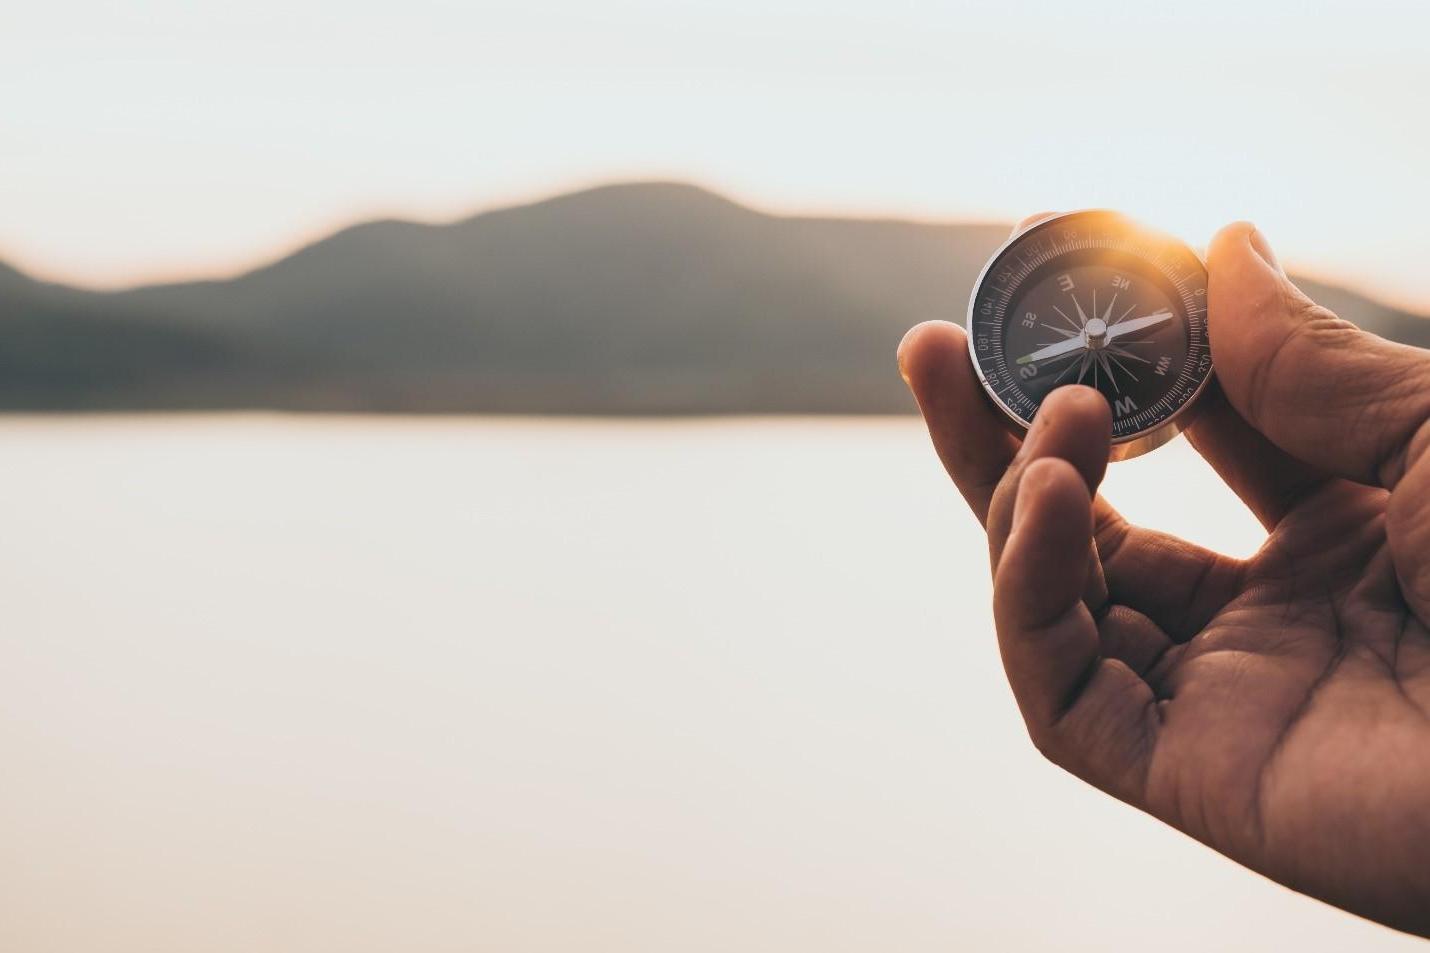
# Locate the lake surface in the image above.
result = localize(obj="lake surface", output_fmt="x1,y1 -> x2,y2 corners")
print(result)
0,416 -> 1417,951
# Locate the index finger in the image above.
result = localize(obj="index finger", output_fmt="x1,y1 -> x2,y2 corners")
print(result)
898,320 -> 1019,524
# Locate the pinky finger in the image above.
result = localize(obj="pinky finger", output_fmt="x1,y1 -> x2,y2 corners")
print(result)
993,457 -> 1159,806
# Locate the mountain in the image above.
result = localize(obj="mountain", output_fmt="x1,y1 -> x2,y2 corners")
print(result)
0,263 -> 242,409
2,182 -> 1426,413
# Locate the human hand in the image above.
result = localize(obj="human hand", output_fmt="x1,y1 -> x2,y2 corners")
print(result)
897,216 -> 1430,935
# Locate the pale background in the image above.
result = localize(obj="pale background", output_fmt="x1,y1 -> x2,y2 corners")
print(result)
0,418 -> 1422,951
3,0 -> 1429,309
3,1 -> 1430,949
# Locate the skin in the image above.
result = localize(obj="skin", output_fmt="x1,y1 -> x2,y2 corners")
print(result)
897,216 -> 1430,937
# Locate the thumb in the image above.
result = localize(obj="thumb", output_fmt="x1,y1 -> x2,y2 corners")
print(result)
1206,222 -> 1430,488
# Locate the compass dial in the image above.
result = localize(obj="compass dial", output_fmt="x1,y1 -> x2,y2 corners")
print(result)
966,210 -> 1212,460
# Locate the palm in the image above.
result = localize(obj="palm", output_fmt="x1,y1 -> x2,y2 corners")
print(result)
1130,480 -> 1430,927
899,219 -> 1430,936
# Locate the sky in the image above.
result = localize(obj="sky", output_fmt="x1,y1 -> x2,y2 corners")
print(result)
3,0 -> 1429,311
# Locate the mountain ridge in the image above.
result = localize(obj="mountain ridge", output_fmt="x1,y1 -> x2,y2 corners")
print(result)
0,182 -> 1424,413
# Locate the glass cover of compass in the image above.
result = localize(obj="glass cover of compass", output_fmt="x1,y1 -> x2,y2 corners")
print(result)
965,209 -> 1213,460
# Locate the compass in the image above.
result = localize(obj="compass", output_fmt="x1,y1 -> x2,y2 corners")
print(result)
965,209 -> 1212,460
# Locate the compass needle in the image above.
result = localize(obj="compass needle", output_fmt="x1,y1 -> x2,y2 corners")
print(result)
966,210 -> 1211,460
1015,334 -> 1087,366
1107,309 -> 1174,338
1038,350 -> 1082,367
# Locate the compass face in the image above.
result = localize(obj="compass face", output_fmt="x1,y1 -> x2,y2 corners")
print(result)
966,210 -> 1212,458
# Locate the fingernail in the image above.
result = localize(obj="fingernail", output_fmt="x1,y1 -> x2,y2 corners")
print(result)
1249,226 -> 1283,274
895,326 -> 918,387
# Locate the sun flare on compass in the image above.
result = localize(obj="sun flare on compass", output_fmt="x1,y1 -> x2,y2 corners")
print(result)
966,210 -> 1212,460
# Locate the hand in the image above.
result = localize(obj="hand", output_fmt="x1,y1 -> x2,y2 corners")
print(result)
897,217 -> 1430,936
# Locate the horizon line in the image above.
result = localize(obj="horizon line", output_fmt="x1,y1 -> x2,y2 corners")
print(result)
3,177 -> 1011,294
3,176 -> 1428,320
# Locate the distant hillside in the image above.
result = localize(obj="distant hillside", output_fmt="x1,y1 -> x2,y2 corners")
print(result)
0,263 -> 243,409
1,183 -> 1426,413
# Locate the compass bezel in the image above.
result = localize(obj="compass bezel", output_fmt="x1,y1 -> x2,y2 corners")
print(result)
964,209 -> 1214,462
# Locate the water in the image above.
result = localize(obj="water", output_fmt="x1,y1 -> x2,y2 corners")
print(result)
0,416 -> 1416,951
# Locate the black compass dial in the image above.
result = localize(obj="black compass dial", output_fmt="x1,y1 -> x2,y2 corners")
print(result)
966,210 -> 1211,449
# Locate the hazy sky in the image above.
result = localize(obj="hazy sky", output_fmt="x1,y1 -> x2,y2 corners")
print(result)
4,0 -> 1428,309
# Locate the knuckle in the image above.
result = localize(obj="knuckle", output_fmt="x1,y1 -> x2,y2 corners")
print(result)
1242,294 -> 1344,426
1297,300 -> 1356,336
